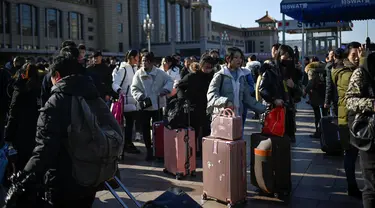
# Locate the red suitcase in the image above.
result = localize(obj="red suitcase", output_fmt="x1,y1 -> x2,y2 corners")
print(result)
202,137 -> 247,207
152,121 -> 164,159
163,127 -> 196,179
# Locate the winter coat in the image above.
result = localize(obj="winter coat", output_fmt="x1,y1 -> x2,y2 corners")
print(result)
305,62 -> 326,107
207,66 -> 266,116
86,63 -> 113,99
112,62 -> 138,111
131,66 -> 173,111
23,75 -> 103,203
177,70 -> 214,129
164,66 -> 181,88
5,76 -> 40,170
331,59 -> 357,126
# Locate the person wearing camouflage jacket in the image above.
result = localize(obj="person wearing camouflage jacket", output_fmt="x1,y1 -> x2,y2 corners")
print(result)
346,52 -> 375,208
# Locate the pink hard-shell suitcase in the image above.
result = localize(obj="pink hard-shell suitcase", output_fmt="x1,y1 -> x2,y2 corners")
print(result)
163,127 -> 196,180
202,136 -> 247,207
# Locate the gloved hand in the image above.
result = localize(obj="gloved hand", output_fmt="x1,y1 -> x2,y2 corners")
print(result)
5,171 -> 36,208
159,89 -> 170,96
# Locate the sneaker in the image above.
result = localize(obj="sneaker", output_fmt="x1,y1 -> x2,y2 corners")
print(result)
135,132 -> 142,141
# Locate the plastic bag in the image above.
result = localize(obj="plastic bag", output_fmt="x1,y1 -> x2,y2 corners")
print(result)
262,107 -> 285,137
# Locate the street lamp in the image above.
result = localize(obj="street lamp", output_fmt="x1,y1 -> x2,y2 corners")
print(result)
143,14 -> 154,52
220,31 -> 229,57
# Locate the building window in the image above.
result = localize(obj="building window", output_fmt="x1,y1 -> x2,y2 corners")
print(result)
159,0 -> 168,42
260,41 -> 264,44
207,11 -> 210,19
68,12 -> 83,40
139,0 -> 149,42
260,49 -> 264,52
260,45 -> 264,48
175,4 -> 182,42
245,40 -> 255,53
117,3 -> 122,13
88,17 -> 93,23
88,27 -> 94,32
88,35 -> 93,41
16,4 -> 38,36
45,9 -> 62,38
0,1 -> 10,33
118,42 -> 123,52
118,23 -> 123,33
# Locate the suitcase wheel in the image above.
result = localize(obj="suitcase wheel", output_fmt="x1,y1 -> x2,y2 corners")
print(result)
163,168 -> 168,174
190,170 -> 196,177
176,172 -> 183,180
201,192 -> 208,200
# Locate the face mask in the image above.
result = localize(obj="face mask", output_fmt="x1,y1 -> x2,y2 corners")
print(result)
281,60 -> 294,68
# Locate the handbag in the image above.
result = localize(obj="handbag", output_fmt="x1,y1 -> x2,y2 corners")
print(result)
349,110 -> 375,151
262,106 -> 286,137
165,98 -> 193,129
210,108 -> 243,140
348,68 -> 375,151
111,95 -> 124,125
139,97 -> 152,110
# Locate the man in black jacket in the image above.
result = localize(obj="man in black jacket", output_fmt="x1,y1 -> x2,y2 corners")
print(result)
324,49 -> 342,116
86,51 -> 113,102
5,55 -> 102,207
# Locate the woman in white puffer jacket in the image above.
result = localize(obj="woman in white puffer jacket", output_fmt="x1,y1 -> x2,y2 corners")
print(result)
160,56 -> 181,97
112,49 -> 141,155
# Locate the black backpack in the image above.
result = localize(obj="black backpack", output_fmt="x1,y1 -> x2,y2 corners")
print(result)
67,96 -> 124,187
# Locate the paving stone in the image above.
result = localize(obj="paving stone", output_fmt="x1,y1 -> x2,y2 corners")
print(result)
94,100 -> 364,207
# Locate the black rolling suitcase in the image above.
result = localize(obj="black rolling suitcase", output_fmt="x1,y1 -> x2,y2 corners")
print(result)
250,133 -> 291,200
319,107 -> 342,155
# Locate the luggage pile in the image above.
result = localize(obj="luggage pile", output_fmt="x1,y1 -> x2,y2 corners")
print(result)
201,108 -> 247,208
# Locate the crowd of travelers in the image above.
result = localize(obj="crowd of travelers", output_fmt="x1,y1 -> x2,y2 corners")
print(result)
0,39 -> 374,208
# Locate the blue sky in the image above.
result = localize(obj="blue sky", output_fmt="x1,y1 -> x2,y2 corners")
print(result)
210,0 -> 374,43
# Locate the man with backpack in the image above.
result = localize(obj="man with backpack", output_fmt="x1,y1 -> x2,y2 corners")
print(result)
5,52 -> 124,207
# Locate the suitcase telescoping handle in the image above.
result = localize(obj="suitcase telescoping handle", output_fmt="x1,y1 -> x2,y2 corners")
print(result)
319,106 -> 334,117
105,176 -> 142,208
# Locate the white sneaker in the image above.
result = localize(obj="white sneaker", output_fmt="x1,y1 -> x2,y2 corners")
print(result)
135,132 -> 142,141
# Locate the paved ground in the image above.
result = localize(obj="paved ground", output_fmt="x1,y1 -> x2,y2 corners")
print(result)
93,100 -> 364,208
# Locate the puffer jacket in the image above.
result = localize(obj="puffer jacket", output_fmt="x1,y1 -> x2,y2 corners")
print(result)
259,65 -> 286,105
331,59 -> 357,126
164,66 -> 181,88
131,66 -> 173,111
305,62 -> 326,107
206,66 -> 266,116
112,62 -> 138,111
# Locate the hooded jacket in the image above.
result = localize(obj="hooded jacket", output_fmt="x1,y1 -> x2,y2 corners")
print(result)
206,66 -> 265,116
24,75 -> 105,200
305,62 -> 326,107
331,59 -> 358,125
